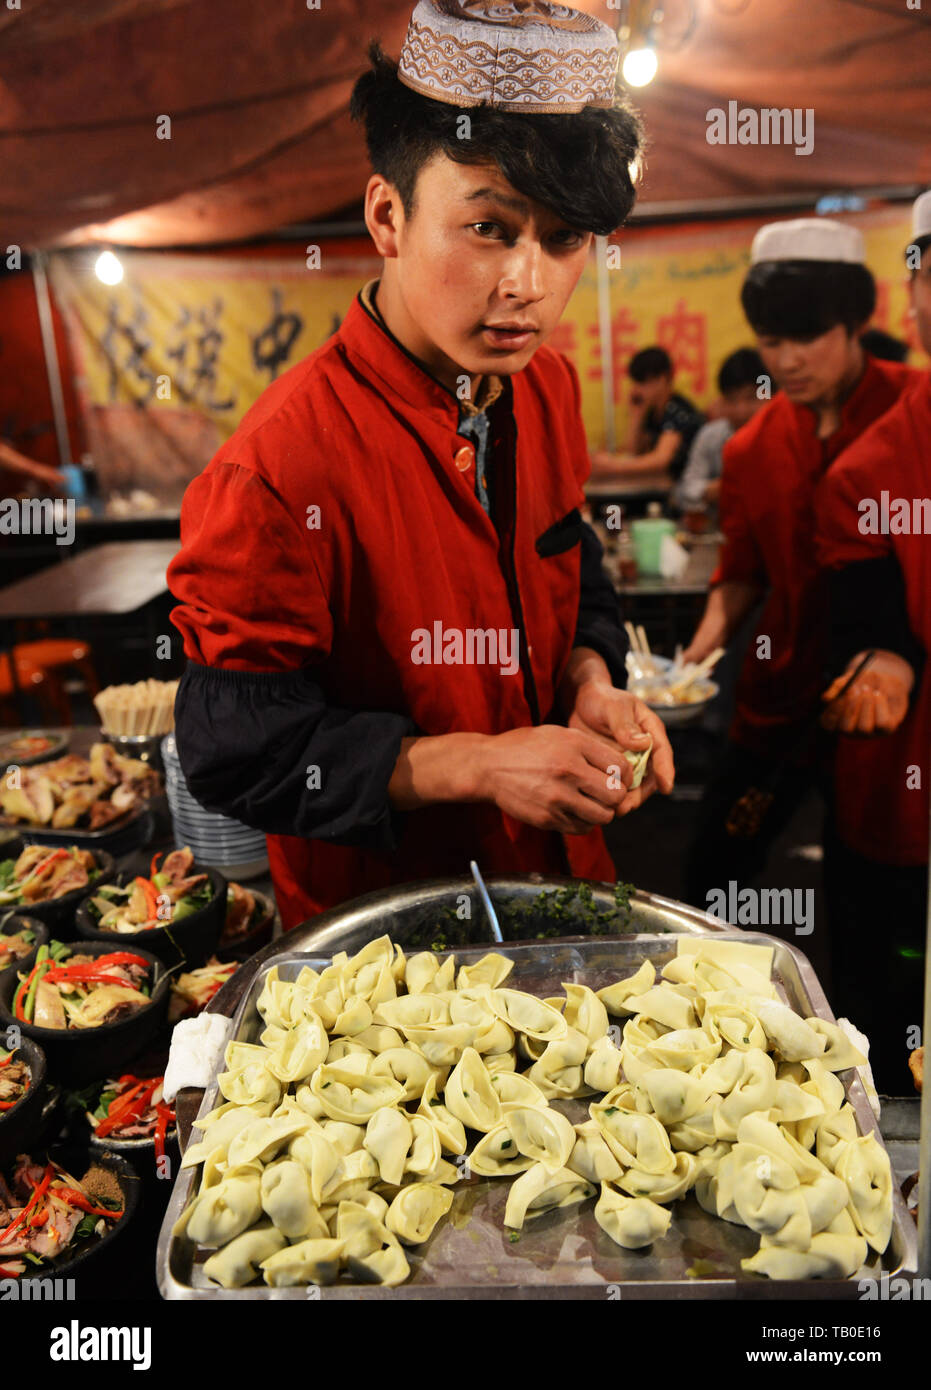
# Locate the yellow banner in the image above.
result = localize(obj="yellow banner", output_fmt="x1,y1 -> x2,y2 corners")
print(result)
50,207 -> 926,499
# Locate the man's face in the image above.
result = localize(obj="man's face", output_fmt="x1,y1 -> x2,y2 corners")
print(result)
755,324 -> 862,407
629,374 -> 671,414
909,249 -> 931,357
373,154 -> 592,390
721,384 -> 762,429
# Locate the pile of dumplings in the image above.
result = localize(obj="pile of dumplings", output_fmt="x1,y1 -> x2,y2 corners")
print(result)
174,933 -> 894,1289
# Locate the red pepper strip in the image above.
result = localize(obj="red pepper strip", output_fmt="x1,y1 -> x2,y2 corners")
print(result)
43,966 -> 134,988
134,875 -> 160,921
28,1207 -> 49,1229
95,1080 -> 157,1137
13,959 -> 44,1021
93,952 -> 151,969
154,1101 -> 173,1162
0,1164 -> 53,1246
150,851 -> 161,879
18,847 -> 71,887
0,1099 -> 18,1110
54,1187 -> 123,1220
0,1053 -> 11,1068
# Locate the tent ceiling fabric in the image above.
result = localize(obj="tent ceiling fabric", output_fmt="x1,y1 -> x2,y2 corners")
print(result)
1,0 -> 929,249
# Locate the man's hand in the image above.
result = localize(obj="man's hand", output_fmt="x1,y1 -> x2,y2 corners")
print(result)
567,679 -> 675,815
474,724 -> 639,835
821,650 -> 915,735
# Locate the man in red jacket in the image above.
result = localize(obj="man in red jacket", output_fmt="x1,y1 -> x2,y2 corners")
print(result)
682,218 -> 918,912
168,3 -> 674,928
813,190 -> 931,1090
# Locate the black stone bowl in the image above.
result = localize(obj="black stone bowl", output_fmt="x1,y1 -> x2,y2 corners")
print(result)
0,841 -> 117,938
0,940 -> 169,1087
0,913 -> 48,980
216,888 -> 277,963
74,862 -> 227,971
0,1035 -> 48,1165
0,1144 -> 141,1290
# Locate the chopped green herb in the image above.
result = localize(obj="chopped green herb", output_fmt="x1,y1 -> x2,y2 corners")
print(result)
428,1098 -> 441,1107
603,1106 -> 619,1116
500,1139 -> 512,1150
508,1231 -> 520,1243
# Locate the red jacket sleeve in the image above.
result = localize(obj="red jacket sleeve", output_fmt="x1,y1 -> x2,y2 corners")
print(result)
168,460 -> 333,672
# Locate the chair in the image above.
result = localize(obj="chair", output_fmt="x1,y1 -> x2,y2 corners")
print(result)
10,639 -> 100,725
0,652 -> 63,727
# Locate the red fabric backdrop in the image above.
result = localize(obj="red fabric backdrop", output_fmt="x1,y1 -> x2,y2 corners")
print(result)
1,0 -> 929,250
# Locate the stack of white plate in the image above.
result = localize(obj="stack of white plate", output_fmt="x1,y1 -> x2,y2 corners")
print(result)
161,735 -> 269,879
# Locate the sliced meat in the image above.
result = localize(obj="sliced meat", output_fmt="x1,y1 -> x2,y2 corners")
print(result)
159,848 -> 194,883
224,882 -> 255,937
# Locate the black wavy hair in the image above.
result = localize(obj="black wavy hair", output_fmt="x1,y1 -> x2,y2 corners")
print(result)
740,260 -> 876,340
628,346 -> 672,382
717,347 -> 765,394
349,41 -> 644,236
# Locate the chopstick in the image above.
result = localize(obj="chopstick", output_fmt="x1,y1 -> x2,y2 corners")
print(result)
666,646 -> 725,697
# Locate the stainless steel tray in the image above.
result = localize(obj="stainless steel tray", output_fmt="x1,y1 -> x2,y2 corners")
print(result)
157,933 -> 917,1299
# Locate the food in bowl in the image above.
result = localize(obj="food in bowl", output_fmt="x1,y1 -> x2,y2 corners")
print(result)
79,1072 -> 175,1161
11,942 -> 154,1029
84,846 -> 214,934
222,881 -> 265,942
0,1050 -> 30,1112
0,1152 -> 125,1278
0,921 -> 38,972
631,676 -> 717,707
0,845 -> 102,907
168,957 -> 237,1023
0,742 -> 161,831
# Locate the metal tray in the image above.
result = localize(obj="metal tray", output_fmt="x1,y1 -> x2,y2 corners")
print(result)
157,932 -> 917,1300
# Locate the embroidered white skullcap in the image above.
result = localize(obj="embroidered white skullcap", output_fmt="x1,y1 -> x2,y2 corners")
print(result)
397,0 -> 619,114
751,218 -> 866,265
912,190 -> 931,241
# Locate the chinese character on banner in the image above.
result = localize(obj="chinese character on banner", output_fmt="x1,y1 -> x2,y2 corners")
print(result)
252,287 -> 304,381
547,321 -> 578,368
101,298 -> 158,407
166,299 -> 236,412
656,298 -> 708,396
586,305 -> 641,397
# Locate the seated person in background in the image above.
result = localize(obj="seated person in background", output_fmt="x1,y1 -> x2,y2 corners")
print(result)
590,345 -> 705,484
859,327 -> 910,364
672,347 -> 766,516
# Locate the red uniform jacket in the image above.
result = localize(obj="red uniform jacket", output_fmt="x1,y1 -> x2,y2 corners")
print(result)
815,374 -> 931,865
168,289 -> 617,927
712,357 -> 918,758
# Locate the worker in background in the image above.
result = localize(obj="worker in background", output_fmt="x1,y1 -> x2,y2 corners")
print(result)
672,347 -> 766,519
589,345 -> 705,487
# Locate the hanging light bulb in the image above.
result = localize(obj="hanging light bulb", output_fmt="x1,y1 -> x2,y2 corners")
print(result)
622,46 -> 658,87
94,250 -> 123,285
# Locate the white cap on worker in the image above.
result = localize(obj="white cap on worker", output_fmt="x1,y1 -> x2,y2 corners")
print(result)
912,189 -> 931,241
750,218 -> 866,265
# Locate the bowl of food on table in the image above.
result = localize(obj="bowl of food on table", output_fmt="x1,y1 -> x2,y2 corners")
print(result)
0,913 -> 48,978
75,847 -> 226,969
0,729 -> 68,772
0,1036 -> 48,1164
0,939 -> 169,1086
167,957 -> 239,1024
216,881 -> 277,962
0,1147 -> 139,1282
69,1058 -> 177,1174
0,843 -> 115,934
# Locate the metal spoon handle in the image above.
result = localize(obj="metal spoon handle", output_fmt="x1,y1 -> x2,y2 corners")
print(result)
469,860 -> 504,944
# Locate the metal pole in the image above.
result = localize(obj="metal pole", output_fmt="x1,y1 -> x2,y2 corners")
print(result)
917,788 -> 931,1277
31,250 -> 73,469
595,235 -> 616,451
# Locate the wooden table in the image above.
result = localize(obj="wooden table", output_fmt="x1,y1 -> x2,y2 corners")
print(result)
0,539 -> 179,619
